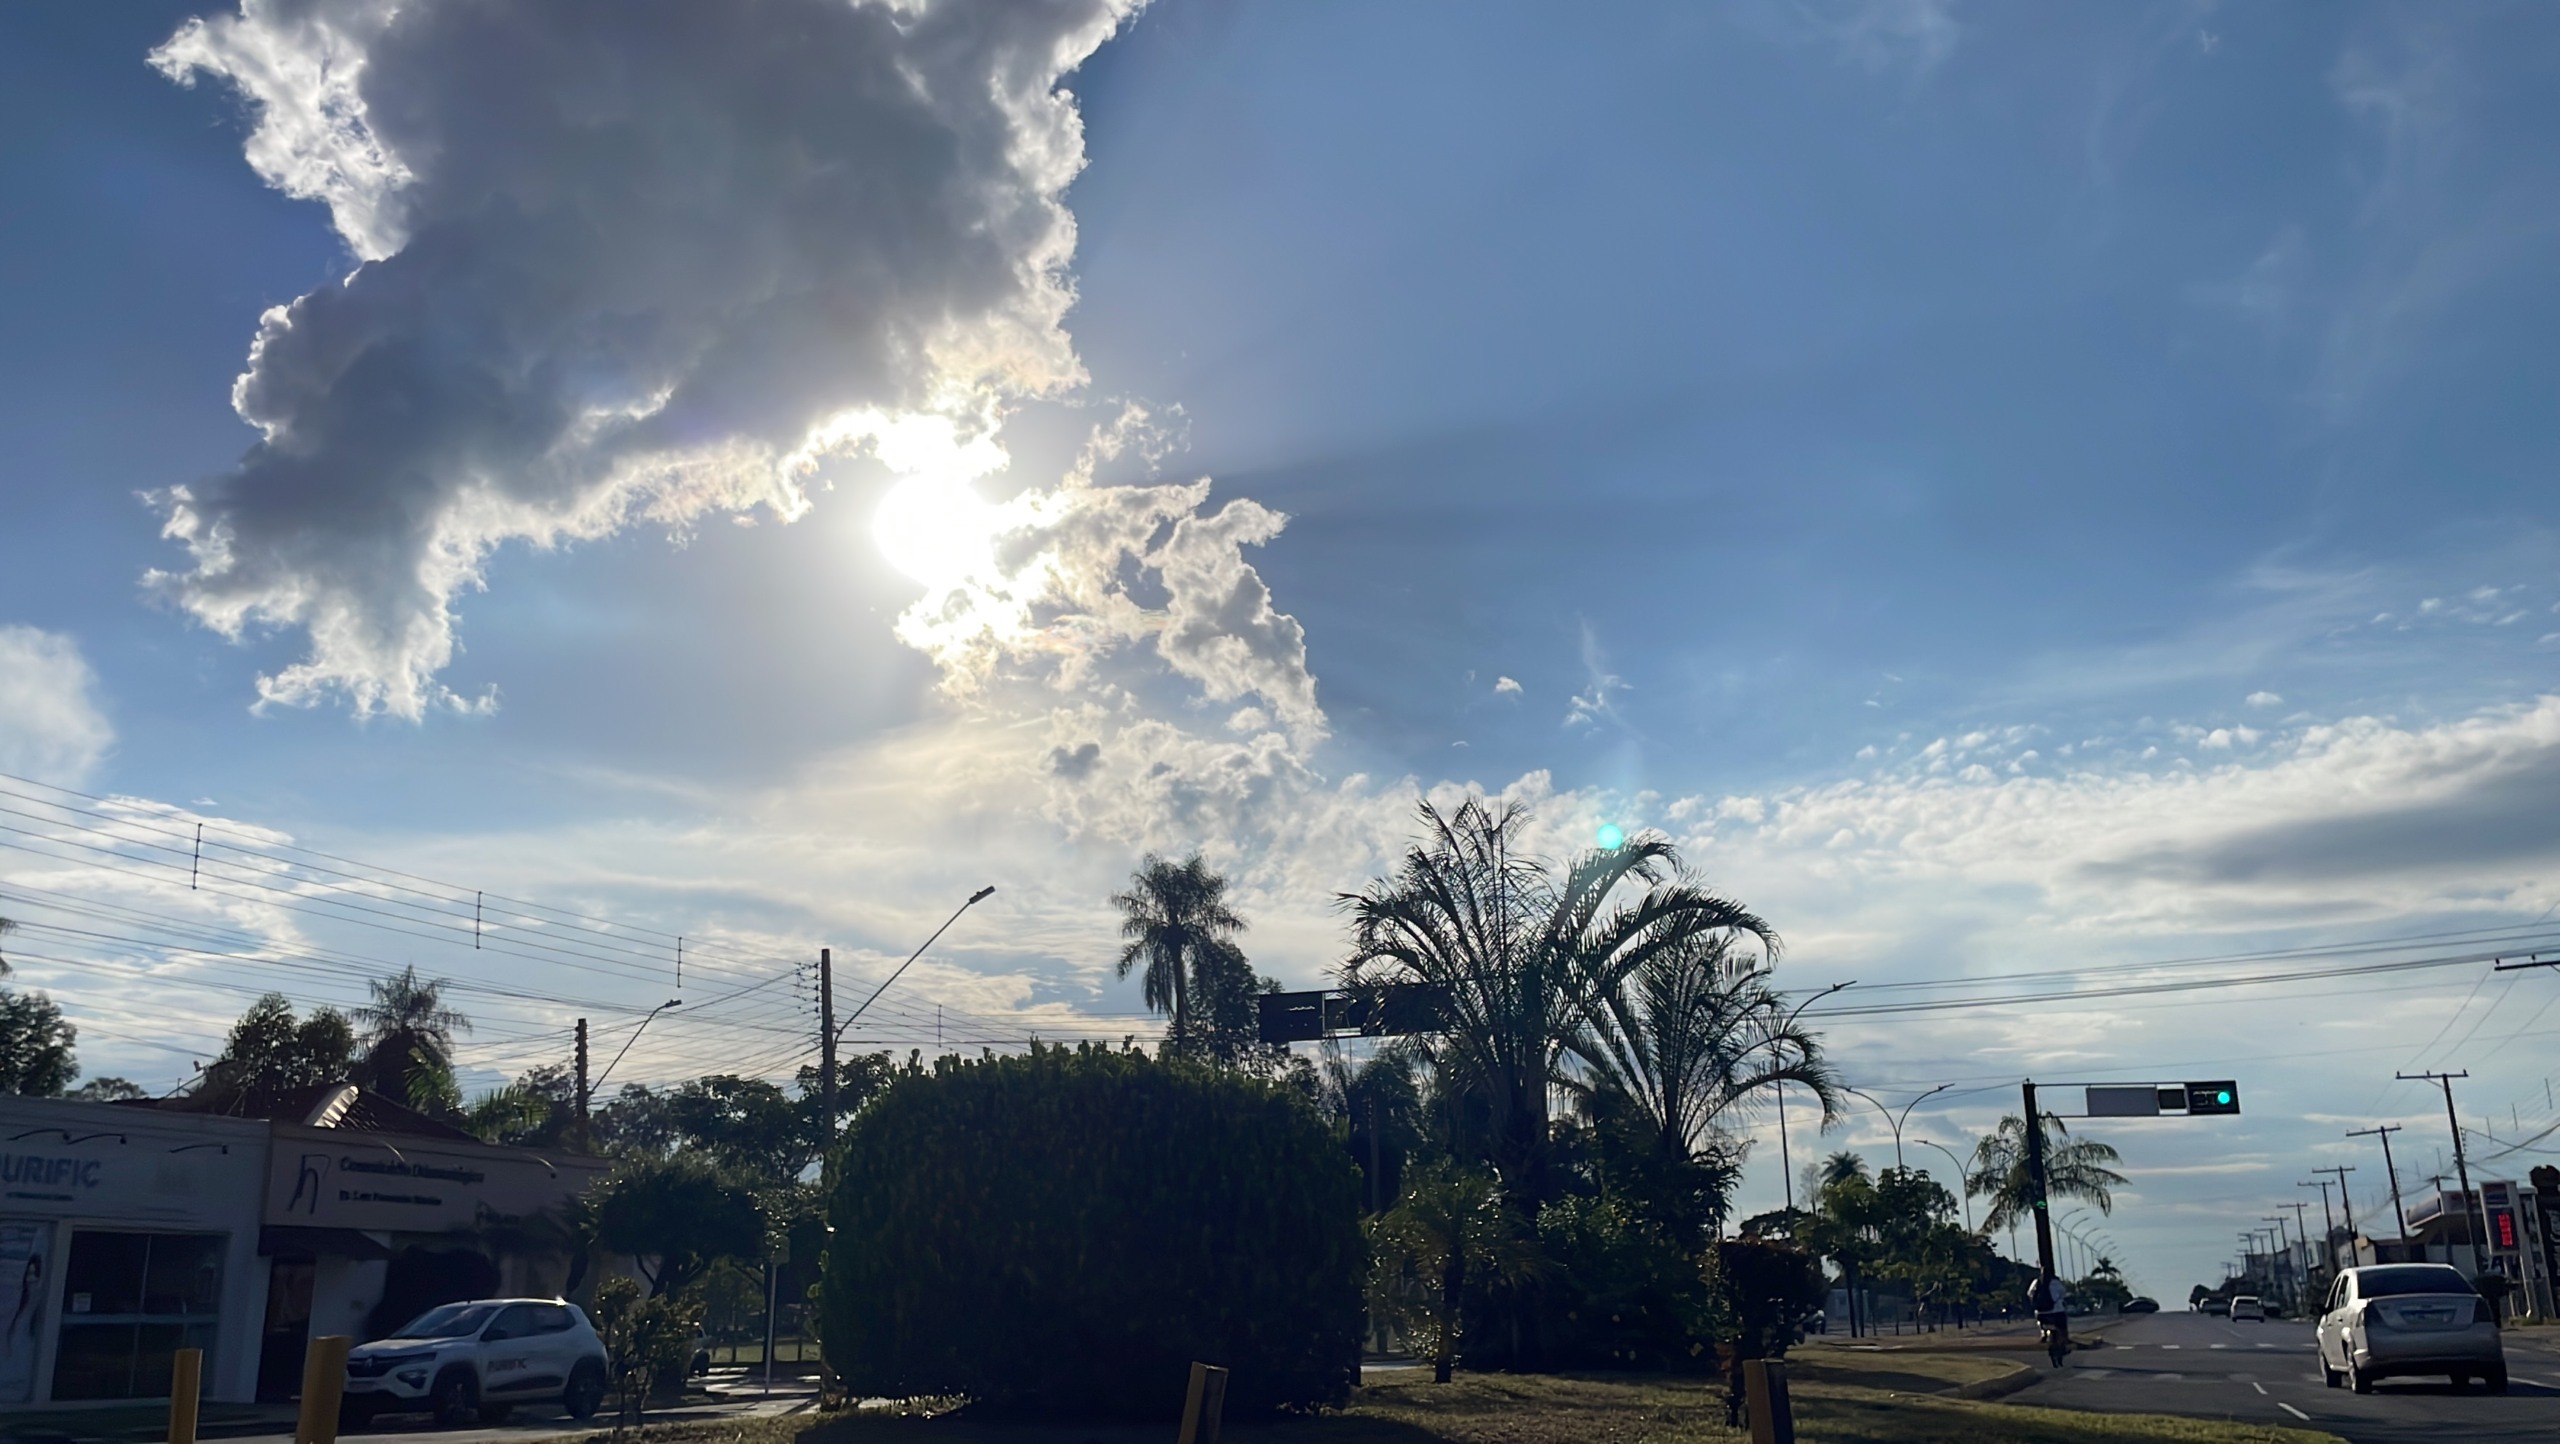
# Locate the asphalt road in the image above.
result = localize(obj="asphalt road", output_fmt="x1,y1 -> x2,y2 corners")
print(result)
2012,1310 -> 2559,1443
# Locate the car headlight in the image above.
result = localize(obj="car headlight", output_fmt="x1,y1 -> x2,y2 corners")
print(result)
397,1369 -> 429,1388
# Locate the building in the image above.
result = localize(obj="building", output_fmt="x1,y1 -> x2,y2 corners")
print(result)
1,1090 -> 609,1410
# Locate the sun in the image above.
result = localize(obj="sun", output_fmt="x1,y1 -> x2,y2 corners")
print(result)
873,473 -> 997,589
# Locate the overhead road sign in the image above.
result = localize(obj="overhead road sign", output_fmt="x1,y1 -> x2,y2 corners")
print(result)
1257,984 -> 1451,1043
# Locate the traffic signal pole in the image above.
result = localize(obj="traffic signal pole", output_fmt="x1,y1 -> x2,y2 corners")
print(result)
2023,1081 -> 2059,1287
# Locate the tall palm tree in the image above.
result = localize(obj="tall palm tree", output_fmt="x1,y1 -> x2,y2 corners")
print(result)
1342,797 -> 1778,1215
353,966 -> 471,1113
1111,853 -> 1247,1049
1569,930 -> 1840,1176
1966,1112 -> 2128,1234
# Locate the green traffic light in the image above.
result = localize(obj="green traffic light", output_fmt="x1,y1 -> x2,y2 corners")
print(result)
2216,1090 -> 2232,1105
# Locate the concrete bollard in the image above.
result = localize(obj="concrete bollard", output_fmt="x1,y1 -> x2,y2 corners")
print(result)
1743,1359 -> 1794,1444
168,1347 -> 202,1444
295,1335 -> 352,1444
1176,1362 -> 1230,1444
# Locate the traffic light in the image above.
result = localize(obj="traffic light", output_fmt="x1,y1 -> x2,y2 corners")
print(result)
2185,1081 -> 2240,1115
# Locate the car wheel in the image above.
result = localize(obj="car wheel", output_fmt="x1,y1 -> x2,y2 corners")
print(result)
431,1370 -> 479,1429
2349,1364 -> 2374,1395
2486,1366 -> 2509,1395
563,1360 -> 607,1421
2319,1352 -> 2341,1389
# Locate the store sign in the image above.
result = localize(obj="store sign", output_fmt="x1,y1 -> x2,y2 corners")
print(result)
0,1154 -> 104,1202
266,1126 -> 607,1234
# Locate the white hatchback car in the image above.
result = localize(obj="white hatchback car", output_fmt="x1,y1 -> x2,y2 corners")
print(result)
342,1298 -> 611,1428
2316,1263 -> 2505,1394
2229,1295 -> 2264,1321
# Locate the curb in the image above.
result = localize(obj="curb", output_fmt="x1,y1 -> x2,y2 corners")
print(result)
1953,1362 -> 2040,1402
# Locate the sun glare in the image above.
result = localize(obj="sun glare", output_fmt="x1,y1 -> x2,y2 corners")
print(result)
874,474 -> 998,589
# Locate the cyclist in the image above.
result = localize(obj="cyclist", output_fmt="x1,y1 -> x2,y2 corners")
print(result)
2029,1269 -> 2070,1365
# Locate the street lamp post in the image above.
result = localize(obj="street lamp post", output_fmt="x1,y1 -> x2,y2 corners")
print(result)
588,998 -> 683,1121
1773,981 -> 1855,1212
1841,1082 -> 1952,1174
1912,1137 -> 1975,1230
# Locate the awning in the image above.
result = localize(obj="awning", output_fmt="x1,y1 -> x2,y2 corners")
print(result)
260,1225 -> 393,1260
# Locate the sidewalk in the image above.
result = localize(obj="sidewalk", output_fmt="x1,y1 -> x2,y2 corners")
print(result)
0,1373 -> 819,1444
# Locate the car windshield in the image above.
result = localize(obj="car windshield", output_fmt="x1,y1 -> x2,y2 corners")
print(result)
396,1303 -> 501,1339
2358,1266 -> 2474,1299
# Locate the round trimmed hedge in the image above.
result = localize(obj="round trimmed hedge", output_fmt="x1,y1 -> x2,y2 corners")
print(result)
820,1044 -> 1363,1417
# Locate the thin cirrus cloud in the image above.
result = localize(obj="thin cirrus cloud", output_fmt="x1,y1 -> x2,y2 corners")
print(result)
145,0 -> 1141,719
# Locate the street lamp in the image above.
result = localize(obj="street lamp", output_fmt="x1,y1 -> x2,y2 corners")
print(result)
1912,1137 -> 1975,1231
1840,1081 -> 1951,1173
833,885 -> 998,1046
592,998 -> 683,1097
1772,980 -> 1855,1211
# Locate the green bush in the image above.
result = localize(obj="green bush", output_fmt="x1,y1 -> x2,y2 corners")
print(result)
821,1044 -> 1363,1417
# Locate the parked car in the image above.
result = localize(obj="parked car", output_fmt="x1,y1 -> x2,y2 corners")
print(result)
342,1298 -> 610,1429
2316,1263 -> 2506,1394
2230,1295 -> 2265,1322
2200,1296 -> 2230,1316
2118,1297 -> 2160,1314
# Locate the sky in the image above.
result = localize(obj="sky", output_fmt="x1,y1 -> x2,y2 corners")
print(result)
4,0 -> 2560,1295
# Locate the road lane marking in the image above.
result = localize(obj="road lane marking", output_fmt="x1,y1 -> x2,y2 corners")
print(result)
2115,1345 -> 2134,1351
2252,1382 -> 2267,1394
2210,1344 -> 2228,1350
2161,1344 -> 2181,1350
2278,1403 -> 2310,1421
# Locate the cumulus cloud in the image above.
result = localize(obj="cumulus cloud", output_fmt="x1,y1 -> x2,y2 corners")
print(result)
1493,675 -> 1522,696
0,626 -> 114,784
149,0 -> 1137,717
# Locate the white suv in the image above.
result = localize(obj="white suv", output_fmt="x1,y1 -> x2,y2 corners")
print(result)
342,1298 -> 610,1428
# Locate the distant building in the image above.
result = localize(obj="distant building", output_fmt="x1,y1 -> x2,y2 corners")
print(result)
0,1089 -> 609,1410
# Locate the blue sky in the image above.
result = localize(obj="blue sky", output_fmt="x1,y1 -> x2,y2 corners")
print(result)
5,0 -> 2560,1293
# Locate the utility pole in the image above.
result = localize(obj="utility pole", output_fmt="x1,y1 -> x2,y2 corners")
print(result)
819,947 -> 836,1184
2284,1200 -> 2313,1302
2313,1164 -> 2358,1242
573,1018 -> 591,1152
2347,1125 -> 2411,1240
2299,1179 -> 2338,1277
2399,1070 -> 2486,1280
2261,1216 -> 2294,1312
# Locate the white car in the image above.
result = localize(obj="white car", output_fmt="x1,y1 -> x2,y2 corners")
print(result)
342,1298 -> 611,1428
2316,1263 -> 2505,1394
2229,1295 -> 2264,1322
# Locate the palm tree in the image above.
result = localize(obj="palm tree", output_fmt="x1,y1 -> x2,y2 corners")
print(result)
1111,853 -> 1247,1050
352,966 -> 471,1113
1569,931 -> 1840,1208
1342,797 -> 1778,1216
1366,1161 -> 1542,1383
1966,1112 -> 2128,1234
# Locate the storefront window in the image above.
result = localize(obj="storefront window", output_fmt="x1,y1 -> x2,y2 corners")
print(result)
51,1232 -> 224,1401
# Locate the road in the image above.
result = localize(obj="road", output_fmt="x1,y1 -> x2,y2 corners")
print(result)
2012,1309 -> 2559,1443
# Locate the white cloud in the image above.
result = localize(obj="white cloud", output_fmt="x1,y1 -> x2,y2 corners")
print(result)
147,0 -> 1138,718
2247,690 -> 2284,707
0,627 -> 113,785
1494,676 -> 1522,696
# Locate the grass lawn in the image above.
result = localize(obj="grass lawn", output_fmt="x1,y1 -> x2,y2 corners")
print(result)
584,1368 -> 2340,1444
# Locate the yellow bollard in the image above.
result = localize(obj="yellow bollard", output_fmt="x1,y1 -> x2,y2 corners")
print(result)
1175,1362 -> 1230,1444
168,1347 -> 203,1444
295,1335 -> 352,1444
1742,1359 -> 1794,1444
